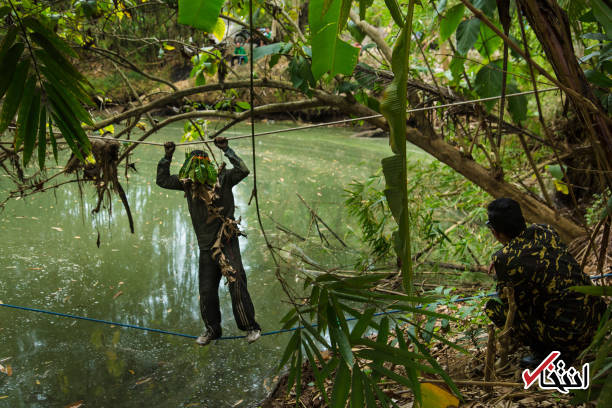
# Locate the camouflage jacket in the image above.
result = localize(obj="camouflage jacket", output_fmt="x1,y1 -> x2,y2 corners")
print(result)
156,148 -> 250,250
492,224 -> 601,324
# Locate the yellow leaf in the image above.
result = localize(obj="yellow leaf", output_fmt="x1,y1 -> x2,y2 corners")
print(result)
85,153 -> 96,165
116,11 -> 124,21
212,18 -> 226,42
420,382 -> 459,408
164,44 -> 175,51
553,179 -> 569,195
135,122 -> 147,131
101,124 -> 114,134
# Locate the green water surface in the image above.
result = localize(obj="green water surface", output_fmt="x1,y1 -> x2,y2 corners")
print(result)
0,121 -> 429,407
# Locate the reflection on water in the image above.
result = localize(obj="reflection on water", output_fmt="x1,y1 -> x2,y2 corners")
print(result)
0,122 -> 426,406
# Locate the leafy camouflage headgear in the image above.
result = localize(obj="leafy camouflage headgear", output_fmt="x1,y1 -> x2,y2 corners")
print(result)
178,150 -> 218,186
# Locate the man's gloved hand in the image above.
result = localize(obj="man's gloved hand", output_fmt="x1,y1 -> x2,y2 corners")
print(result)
214,136 -> 229,152
164,141 -> 176,158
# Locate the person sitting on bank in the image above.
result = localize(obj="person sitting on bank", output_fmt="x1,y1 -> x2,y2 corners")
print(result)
484,198 -> 605,367
156,137 -> 261,345
232,43 -> 247,66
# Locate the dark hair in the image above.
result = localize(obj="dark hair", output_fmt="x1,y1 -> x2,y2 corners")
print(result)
487,198 -> 526,239
189,150 -> 207,158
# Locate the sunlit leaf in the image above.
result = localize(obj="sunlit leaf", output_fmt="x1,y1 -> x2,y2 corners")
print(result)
178,0 -> 225,32
309,0 -> 359,80
440,4 -> 464,43
212,18 -> 225,42
99,124 -> 115,134
421,382 -> 459,408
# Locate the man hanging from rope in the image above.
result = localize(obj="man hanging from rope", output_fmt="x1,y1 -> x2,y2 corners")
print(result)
156,136 -> 261,345
484,198 -> 605,367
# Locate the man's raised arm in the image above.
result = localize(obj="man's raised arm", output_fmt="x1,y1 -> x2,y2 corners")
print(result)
156,141 -> 183,191
214,136 -> 250,186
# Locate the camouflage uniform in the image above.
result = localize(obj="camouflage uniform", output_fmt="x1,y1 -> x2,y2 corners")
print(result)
157,148 -> 260,338
485,224 -> 606,360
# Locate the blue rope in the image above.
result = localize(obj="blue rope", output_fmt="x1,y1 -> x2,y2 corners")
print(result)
1,272 -> 610,341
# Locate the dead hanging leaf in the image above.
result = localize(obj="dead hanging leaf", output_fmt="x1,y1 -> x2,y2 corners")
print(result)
65,401 -> 84,408
232,400 -> 244,407
96,231 -> 101,248
113,291 -> 123,300
51,227 -> 63,232
421,382 -> 459,408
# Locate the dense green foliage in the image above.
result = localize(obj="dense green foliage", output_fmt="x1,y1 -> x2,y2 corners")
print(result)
1,0 -> 611,406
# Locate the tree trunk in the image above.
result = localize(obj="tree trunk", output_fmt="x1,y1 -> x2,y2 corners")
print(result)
313,90 -> 585,242
517,0 -> 612,169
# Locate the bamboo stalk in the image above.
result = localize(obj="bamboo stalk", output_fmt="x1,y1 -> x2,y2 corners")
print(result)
484,324 -> 497,391
498,287 -> 517,367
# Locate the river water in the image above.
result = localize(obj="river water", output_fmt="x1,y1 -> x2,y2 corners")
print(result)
0,121 -> 428,407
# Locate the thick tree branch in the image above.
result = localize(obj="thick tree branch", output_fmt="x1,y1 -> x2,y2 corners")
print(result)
117,99 -> 324,162
349,10 -> 392,65
91,80 -> 297,130
312,89 -> 584,241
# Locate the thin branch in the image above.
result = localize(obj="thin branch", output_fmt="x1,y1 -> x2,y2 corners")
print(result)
85,47 -> 177,91
457,0 -> 607,118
